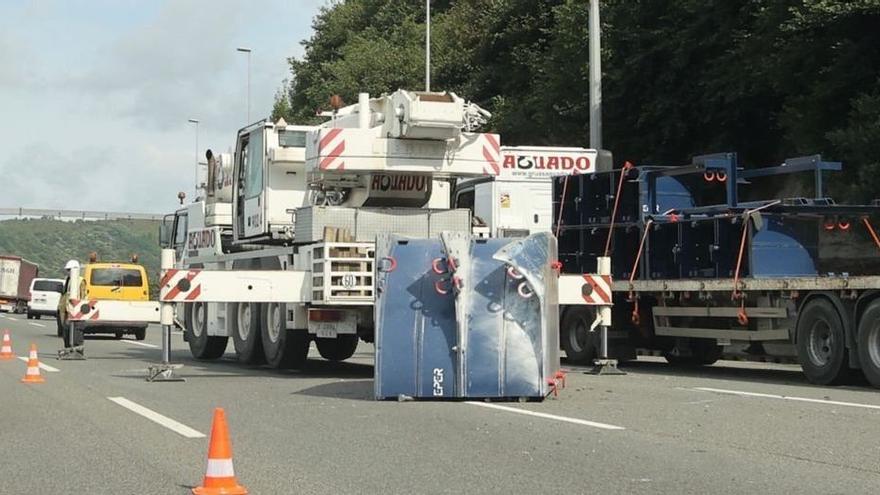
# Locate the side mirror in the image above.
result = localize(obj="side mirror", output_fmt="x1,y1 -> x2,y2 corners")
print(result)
158,222 -> 172,248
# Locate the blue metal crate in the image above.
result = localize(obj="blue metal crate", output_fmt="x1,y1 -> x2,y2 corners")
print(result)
374,237 -> 457,400
374,233 -> 559,400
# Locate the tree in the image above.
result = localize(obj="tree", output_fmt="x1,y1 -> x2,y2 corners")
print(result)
279,0 -> 880,203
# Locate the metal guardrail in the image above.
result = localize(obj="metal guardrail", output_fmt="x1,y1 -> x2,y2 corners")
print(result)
0,207 -> 162,221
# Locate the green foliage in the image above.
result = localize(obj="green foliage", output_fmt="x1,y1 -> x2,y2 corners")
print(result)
270,80 -> 294,122
0,218 -> 160,297
282,0 -> 880,202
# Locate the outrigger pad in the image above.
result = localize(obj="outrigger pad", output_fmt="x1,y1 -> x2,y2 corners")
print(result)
57,346 -> 85,360
146,363 -> 185,382
374,233 -> 559,400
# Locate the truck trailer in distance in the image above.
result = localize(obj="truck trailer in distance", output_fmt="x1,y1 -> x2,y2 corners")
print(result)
0,255 -> 39,313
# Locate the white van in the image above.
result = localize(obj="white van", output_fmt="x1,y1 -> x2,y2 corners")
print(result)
27,278 -> 64,319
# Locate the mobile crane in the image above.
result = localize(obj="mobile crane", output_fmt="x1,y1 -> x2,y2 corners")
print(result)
159,90 -> 611,396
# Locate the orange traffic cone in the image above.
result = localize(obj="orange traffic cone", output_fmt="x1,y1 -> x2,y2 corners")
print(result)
192,408 -> 248,495
21,343 -> 45,384
0,330 -> 13,360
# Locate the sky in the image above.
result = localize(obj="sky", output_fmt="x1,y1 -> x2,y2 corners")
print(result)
0,0 -> 327,214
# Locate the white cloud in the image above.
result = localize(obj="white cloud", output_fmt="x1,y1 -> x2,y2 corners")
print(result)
0,0 -> 327,213
0,142 -> 190,213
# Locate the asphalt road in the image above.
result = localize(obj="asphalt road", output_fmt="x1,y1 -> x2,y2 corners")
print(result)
0,311 -> 878,494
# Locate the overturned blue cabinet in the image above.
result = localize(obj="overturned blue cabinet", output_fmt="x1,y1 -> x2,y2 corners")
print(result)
374,233 -> 559,400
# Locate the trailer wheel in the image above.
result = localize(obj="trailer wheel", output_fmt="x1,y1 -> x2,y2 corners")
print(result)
796,298 -> 850,385
315,335 -> 358,362
261,302 -> 310,369
134,328 -> 146,341
185,302 -> 227,360
561,308 -> 598,363
856,299 -> 880,388
231,302 -> 265,364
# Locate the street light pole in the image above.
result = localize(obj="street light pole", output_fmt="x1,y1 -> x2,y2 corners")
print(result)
425,0 -> 431,92
187,118 -> 199,197
237,47 -> 252,123
588,0 -> 602,150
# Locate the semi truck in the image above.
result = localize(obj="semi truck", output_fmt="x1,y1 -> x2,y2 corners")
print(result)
537,154 -> 880,389
0,255 -> 39,313
159,90 -> 610,379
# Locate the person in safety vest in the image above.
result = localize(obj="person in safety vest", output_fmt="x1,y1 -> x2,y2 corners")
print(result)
56,260 -> 81,340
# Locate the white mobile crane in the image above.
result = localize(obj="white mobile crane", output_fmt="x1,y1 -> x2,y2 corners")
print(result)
159,90 -> 611,371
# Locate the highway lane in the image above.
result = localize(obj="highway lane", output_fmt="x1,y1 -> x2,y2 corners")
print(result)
0,311 -> 879,494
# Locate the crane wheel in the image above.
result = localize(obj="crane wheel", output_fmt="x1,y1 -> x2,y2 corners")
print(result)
231,302 -> 266,364
261,302 -> 309,369
185,302 -> 227,360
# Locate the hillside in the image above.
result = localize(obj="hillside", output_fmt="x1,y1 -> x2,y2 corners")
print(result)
0,218 -> 161,294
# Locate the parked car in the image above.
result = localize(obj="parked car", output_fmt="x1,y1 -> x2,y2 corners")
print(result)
27,278 -> 64,319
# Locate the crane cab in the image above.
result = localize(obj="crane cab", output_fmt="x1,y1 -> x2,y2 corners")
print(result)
233,120 -> 315,244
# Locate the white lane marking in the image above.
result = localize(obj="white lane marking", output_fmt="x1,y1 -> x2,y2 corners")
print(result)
107,397 -> 205,438
694,387 -> 880,411
117,339 -> 159,348
16,356 -> 60,372
465,401 -> 625,430
29,322 -> 45,327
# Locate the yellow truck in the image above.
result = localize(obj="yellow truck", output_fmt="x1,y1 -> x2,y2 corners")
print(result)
57,256 -> 151,342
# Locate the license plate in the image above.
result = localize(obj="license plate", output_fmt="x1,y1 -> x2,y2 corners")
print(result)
314,323 -> 338,339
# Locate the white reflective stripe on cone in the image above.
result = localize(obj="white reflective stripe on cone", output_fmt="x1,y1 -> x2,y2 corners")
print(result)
26,367 -> 40,375
205,458 -> 235,477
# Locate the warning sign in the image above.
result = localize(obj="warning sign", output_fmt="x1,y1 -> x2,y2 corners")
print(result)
500,192 -> 511,208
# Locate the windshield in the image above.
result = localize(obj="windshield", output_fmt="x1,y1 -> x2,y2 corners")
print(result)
90,268 -> 144,287
33,280 -> 63,292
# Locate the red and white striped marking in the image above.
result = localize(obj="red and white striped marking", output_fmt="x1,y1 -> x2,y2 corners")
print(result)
581,275 -> 612,305
160,269 -> 203,302
482,133 -> 501,176
317,128 -> 346,171
67,298 -> 101,321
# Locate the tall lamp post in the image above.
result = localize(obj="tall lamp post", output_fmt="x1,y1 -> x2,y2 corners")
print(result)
588,0 -> 602,150
425,0 -> 431,92
187,118 -> 199,197
236,47 -> 252,123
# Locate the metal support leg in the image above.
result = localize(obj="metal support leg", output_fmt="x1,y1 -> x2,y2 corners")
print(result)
587,325 -> 625,375
58,322 -> 85,360
146,324 -> 184,382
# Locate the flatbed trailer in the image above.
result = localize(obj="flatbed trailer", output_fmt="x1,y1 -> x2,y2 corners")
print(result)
546,153 -> 880,388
